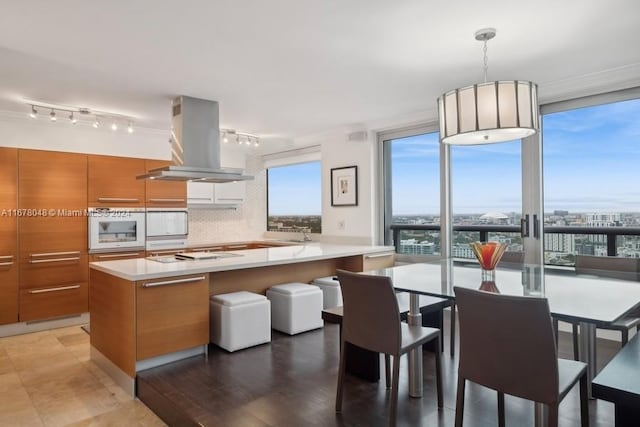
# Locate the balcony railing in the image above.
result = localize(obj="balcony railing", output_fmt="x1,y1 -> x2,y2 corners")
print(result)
389,223 -> 640,259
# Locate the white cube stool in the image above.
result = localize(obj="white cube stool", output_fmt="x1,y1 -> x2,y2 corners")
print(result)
210,291 -> 271,352
311,276 -> 343,309
266,283 -> 324,335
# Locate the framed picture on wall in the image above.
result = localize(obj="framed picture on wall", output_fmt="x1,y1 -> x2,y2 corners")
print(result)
331,166 -> 358,206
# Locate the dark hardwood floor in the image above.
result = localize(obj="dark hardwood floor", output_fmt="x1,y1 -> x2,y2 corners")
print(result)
137,316 -> 620,427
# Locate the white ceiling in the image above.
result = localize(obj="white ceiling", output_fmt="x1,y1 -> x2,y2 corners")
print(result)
1,0 -> 639,151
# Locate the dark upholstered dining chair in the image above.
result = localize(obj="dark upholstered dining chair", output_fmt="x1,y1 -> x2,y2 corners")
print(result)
557,255 -> 640,360
454,287 -> 589,427
335,269 -> 443,426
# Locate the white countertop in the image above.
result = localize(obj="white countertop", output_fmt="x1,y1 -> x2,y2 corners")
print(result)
89,242 -> 395,281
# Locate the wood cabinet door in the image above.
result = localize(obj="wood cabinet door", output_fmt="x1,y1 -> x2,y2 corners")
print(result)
88,155 -> 145,207
18,150 -> 88,256
144,160 -> 187,207
0,147 -> 18,324
89,251 -> 145,262
136,274 -> 209,360
19,281 -> 88,322
361,252 -> 396,272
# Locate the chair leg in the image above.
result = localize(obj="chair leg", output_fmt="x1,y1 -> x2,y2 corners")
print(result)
435,337 -> 443,408
621,328 -> 629,347
572,323 -> 579,361
454,376 -> 466,427
497,391 -> 505,427
335,341 -> 346,412
389,355 -> 401,427
450,303 -> 456,357
580,372 -> 590,427
385,354 -> 391,389
547,403 -> 559,427
553,317 -> 559,347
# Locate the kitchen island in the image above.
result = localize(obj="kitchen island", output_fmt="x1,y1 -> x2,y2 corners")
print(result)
88,242 -> 395,395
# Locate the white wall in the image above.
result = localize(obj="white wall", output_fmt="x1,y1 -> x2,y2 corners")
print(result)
0,113 -> 170,159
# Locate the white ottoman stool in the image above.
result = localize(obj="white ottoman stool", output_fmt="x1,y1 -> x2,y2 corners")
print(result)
210,291 -> 271,352
311,276 -> 343,309
266,283 -> 324,335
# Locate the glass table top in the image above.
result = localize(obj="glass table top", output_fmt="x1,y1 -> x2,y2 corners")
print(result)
365,260 -> 640,325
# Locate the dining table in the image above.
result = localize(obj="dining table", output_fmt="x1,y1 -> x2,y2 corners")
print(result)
364,259 -> 640,427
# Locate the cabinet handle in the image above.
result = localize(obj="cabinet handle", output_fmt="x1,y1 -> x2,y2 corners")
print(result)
28,284 -> 81,294
0,261 -> 13,266
96,253 -> 141,259
0,255 -> 13,260
198,247 -> 223,252
97,197 -> 140,202
364,252 -> 394,259
148,198 -> 186,202
31,251 -> 81,257
188,197 -> 214,201
149,250 -> 182,255
142,276 -> 206,288
29,257 -> 81,264
217,198 -> 243,201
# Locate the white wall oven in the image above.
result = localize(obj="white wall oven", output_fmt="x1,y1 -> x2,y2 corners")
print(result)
88,207 -> 146,252
145,208 -> 189,251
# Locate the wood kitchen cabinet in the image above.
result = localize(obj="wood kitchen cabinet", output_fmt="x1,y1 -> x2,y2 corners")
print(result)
0,147 -> 18,325
89,251 -> 146,262
88,155 -> 145,207
136,273 -> 209,360
18,149 -> 88,321
144,159 -> 187,208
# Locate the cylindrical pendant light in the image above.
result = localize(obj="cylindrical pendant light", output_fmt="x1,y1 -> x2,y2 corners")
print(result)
437,29 -> 539,145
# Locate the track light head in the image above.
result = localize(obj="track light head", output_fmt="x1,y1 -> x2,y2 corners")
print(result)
49,109 -> 57,121
69,112 -> 77,124
30,105 -> 38,119
93,118 -> 100,128
127,123 -> 134,134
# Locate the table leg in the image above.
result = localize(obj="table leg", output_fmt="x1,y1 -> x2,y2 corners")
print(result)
407,293 -> 423,398
578,322 -> 596,399
534,403 -> 548,427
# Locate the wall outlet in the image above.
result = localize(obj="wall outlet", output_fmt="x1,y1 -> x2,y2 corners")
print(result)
338,220 -> 345,230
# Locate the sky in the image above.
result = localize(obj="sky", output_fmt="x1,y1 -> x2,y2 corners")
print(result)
267,97 -> 640,217
390,97 -> 640,215
268,161 -> 322,215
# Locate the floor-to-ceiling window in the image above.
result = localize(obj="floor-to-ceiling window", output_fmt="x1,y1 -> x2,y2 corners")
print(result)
381,126 -> 440,256
450,142 -> 523,259
542,93 -> 640,264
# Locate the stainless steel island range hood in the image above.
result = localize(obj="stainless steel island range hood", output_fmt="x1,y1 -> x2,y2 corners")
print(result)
137,96 -> 253,182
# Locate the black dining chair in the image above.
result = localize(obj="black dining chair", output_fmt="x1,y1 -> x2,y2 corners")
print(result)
554,255 -> 640,360
454,286 -> 589,427
335,269 -> 443,426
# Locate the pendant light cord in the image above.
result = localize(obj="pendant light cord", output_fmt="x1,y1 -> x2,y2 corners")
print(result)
483,40 -> 489,83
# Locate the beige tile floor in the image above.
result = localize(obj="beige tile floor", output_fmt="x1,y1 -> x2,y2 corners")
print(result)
0,326 -> 166,427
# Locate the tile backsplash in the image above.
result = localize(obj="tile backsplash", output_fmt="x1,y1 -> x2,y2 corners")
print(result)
187,155 -> 266,244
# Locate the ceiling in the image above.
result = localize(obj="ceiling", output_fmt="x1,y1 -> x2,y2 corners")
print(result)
1,0 -> 639,152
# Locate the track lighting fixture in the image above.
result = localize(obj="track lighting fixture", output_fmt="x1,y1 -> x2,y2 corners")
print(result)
220,128 -> 260,149
26,101 -> 135,133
